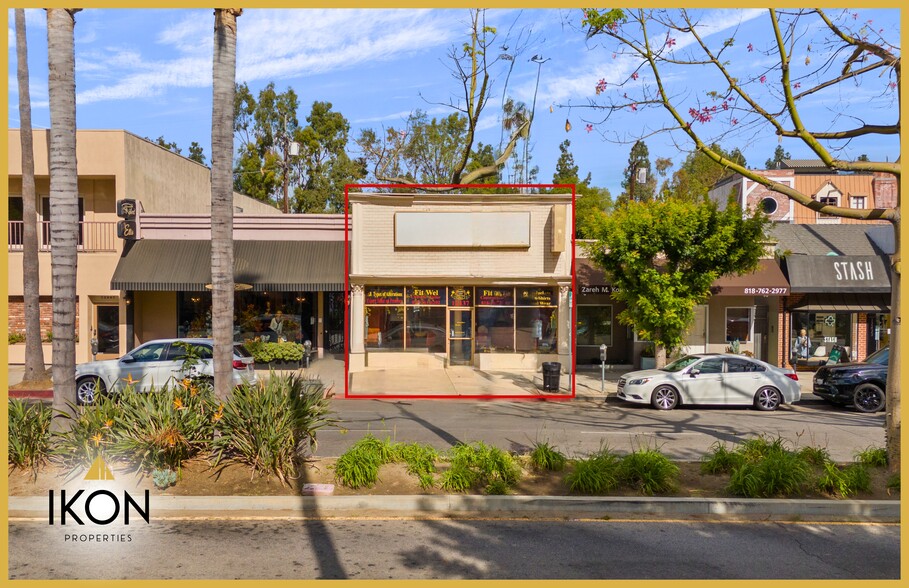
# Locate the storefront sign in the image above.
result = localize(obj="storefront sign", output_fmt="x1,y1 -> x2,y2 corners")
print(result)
448,287 -> 473,307
406,286 -> 444,305
517,287 -> 555,307
477,288 -> 513,306
451,316 -> 471,338
365,287 -> 404,305
579,285 -> 618,295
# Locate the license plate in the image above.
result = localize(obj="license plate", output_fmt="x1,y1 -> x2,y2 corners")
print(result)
814,378 -> 822,385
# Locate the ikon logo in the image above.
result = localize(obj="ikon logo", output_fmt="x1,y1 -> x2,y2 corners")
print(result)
48,456 -> 150,526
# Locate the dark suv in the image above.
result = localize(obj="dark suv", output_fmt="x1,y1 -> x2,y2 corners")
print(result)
813,347 -> 889,413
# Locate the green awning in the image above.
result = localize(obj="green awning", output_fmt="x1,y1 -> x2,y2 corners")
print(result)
111,240 -> 345,292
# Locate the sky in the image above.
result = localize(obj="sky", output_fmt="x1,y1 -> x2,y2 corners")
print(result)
6,8 -> 902,199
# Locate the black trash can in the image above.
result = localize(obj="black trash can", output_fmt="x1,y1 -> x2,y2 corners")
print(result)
542,362 -> 562,392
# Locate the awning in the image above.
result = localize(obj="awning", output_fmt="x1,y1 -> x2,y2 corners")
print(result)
788,293 -> 891,313
785,255 -> 891,293
111,240 -> 345,292
711,259 -> 790,296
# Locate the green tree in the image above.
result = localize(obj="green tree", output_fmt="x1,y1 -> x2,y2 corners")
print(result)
666,144 -> 746,201
152,135 -> 181,154
764,145 -> 791,170
551,140 -> 611,238
587,197 -> 768,368
188,141 -> 207,165
584,8 -> 900,469
16,9 -> 46,383
618,140 -> 656,204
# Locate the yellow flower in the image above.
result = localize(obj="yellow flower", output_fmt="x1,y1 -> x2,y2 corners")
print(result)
190,386 -> 198,397
103,419 -> 113,429
181,378 -> 192,389
173,397 -> 184,410
123,373 -> 136,385
91,432 -> 103,447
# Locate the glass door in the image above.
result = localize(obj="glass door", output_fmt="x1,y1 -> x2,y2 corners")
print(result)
93,304 -> 120,359
449,309 -> 472,365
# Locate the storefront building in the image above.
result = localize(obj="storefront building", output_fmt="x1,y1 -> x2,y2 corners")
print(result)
348,193 -> 573,373
774,224 -> 893,367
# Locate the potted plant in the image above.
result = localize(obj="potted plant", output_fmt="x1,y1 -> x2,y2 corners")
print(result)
640,342 -> 656,370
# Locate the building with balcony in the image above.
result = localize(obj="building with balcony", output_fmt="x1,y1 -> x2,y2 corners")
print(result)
7,129 -> 278,364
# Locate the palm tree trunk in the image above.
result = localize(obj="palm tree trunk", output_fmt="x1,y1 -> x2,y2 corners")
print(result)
211,8 -> 241,401
16,9 -> 47,382
885,208 -> 900,472
46,8 -> 81,428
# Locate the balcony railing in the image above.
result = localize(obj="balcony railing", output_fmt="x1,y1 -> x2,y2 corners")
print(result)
8,221 -> 118,253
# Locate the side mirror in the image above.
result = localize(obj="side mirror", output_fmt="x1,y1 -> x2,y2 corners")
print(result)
689,368 -> 700,377
120,355 -> 135,364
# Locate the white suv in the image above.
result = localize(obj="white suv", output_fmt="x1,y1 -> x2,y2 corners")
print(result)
74,338 -> 257,404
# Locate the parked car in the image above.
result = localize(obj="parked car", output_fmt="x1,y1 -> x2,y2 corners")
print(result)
813,346 -> 889,413
616,353 -> 800,411
74,338 -> 257,405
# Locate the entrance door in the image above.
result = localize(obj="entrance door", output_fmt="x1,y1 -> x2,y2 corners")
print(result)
449,308 -> 472,365
93,304 -> 120,359
324,291 -> 346,353
682,305 -> 708,355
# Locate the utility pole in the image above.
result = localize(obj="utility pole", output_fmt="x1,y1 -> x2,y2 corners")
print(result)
278,114 -> 299,214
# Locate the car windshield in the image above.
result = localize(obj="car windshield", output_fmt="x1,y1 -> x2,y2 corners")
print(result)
233,344 -> 253,358
661,355 -> 703,373
864,347 -> 889,365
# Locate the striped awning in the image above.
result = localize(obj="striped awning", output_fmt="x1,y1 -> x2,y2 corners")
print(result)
111,240 -> 345,292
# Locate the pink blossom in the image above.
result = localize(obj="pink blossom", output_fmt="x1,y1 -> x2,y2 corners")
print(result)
630,103 -> 638,112
731,118 -> 739,125
721,101 -> 729,110
586,123 -> 594,133
666,36 -> 676,48
747,43 -> 754,52
631,72 -> 639,80
760,75 -> 767,83
596,79 -> 608,94
612,53 -> 617,60
852,12 -> 858,19
794,82 -> 801,90
889,82 -> 898,90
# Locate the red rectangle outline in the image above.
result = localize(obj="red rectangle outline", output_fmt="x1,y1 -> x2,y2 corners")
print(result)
344,183 -> 576,401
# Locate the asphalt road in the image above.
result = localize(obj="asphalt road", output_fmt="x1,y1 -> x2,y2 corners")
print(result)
8,518 -> 898,580
320,397 -> 886,461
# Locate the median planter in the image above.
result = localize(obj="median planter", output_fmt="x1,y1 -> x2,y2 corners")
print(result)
254,360 -> 302,371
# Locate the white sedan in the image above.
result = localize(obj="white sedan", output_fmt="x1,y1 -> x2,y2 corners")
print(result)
74,338 -> 257,405
617,354 -> 800,411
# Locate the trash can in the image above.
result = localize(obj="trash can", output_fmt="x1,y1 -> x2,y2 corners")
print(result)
542,362 -> 562,392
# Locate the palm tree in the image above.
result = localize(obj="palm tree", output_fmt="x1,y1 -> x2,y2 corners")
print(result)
16,9 -> 46,383
211,9 -> 242,401
46,8 -> 81,426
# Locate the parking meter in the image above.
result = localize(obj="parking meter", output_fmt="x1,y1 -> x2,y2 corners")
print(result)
599,344 -> 607,392
303,340 -> 312,368
90,335 -> 99,360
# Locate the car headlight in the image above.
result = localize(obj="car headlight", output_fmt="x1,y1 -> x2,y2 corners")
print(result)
628,377 -> 652,386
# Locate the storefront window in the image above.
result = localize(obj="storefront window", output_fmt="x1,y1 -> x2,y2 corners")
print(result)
177,291 -> 313,344
365,306 -> 405,349
576,305 -> 612,347
476,307 -> 514,352
516,307 -> 557,352
725,307 -> 752,342
791,312 -> 852,358
405,306 -> 446,351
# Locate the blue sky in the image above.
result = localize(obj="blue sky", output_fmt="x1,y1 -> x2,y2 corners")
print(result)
7,8 -> 901,198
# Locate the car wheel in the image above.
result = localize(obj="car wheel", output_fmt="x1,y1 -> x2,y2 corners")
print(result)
754,386 -> 781,411
651,385 -> 679,410
853,384 -> 885,413
76,377 -> 106,406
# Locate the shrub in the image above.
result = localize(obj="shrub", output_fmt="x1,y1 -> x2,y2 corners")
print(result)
243,341 -> 304,363
727,451 -> 811,498
213,374 -> 334,484
619,448 -> 679,495
566,449 -> 621,494
8,400 -> 52,470
334,444 -> 382,489
52,393 -> 126,470
8,332 -> 25,345
396,442 -> 439,477
701,442 -> 746,474
855,447 -> 888,468
797,446 -> 831,466
109,384 -> 216,472
738,435 -> 789,462
153,468 -> 178,490
441,442 -> 521,493
816,462 -> 871,498
334,435 -> 440,489
530,441 -> 567,472
484,478 -> 510,495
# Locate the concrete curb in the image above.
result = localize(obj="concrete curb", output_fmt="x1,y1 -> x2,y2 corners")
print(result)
11,495 -> 899,521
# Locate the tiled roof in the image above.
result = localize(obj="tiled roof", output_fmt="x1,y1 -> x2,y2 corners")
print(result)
770,223 -> 894,256
780,159 -> 828,169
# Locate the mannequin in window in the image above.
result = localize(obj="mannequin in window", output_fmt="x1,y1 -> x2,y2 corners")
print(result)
532,314 -> 543,349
